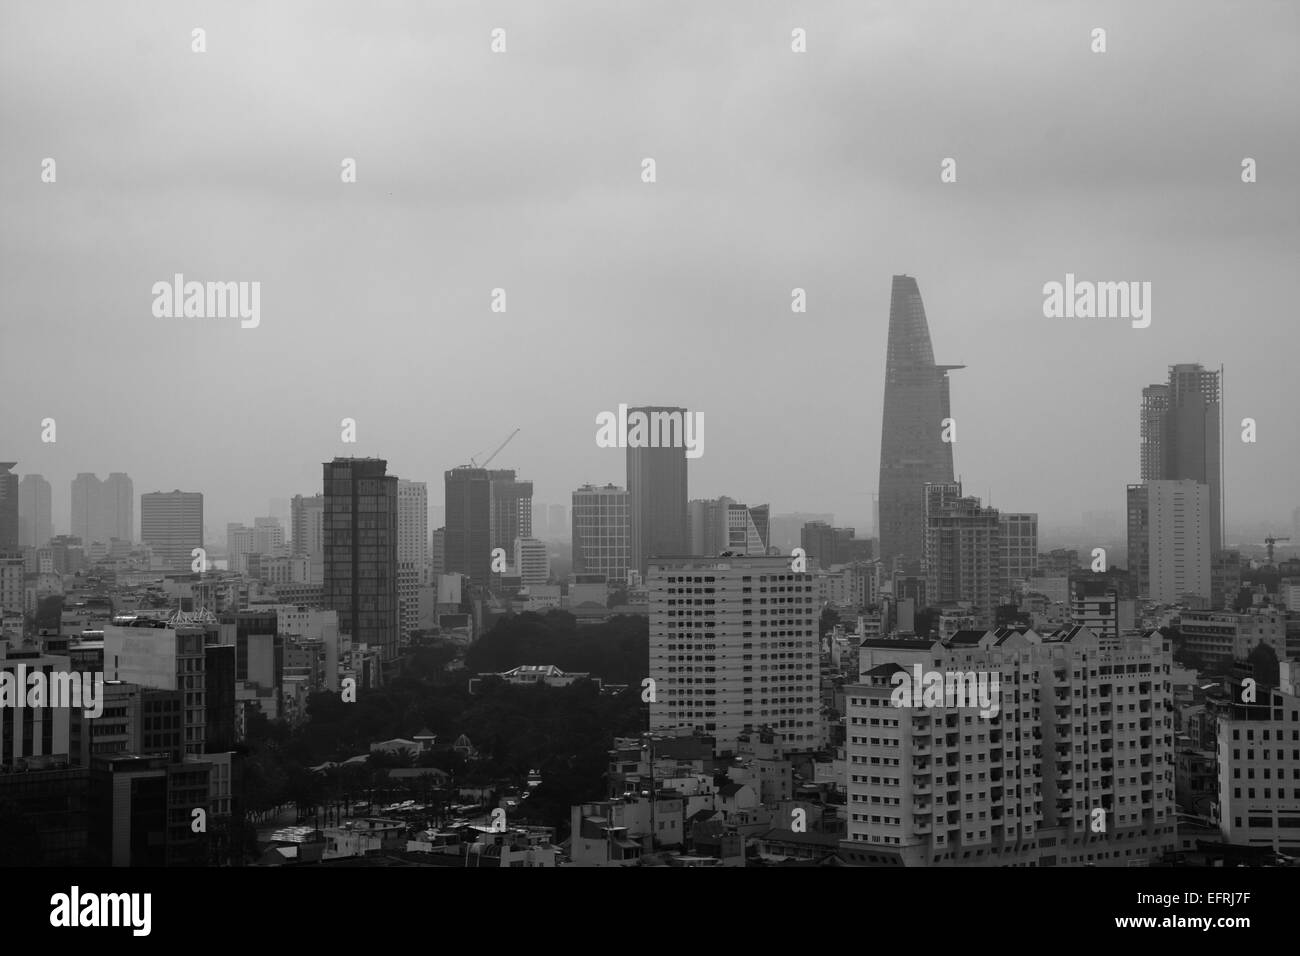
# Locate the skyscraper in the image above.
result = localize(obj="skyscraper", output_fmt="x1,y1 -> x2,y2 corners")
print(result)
18,473 -> 53,549
323,458 -> 399,661
140,491 -> 204,571
103,472 -> 134,543
1127,480 -> 1211,604
627,405 -> 689,574
70,473 -> 98,545
1140,364 -> 1222,553
572,483 -> 630,582
488,470 -> 532,553
70,472 -> 134,546
878,276 -> 962,570
397,479 -> 428,640
0,463 -> 20,553
444,467 -> 492,586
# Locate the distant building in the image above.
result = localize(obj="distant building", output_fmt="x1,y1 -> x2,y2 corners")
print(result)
324,458 -> 399,662
1127,480 -> 1211,604
140,490 -> 203,572
0,463 -> 19,554
572,484 -> 630,582
18,474 -> 53,549
514,537 -> 549,586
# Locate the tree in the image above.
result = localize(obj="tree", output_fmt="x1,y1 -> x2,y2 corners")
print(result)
1247,642 -> 1280,688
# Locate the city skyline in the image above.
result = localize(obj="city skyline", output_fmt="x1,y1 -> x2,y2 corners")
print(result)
2,3 -> 1296,538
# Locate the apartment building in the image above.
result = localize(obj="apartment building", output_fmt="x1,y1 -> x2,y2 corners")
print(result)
841,625 -> 1175,866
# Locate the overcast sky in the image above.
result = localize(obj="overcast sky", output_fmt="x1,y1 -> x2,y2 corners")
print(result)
2,0 -> 1297,545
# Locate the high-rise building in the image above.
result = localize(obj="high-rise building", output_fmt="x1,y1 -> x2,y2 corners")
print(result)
291,494 -> 326,556
1139,384 -> 1169,482
627,405 -> 689,574
648,554 -> 820,751
922,482 -> 1001,627
140,491 -> 204,572
0,463 -> 20,554
689,497 -> 770,557
323,458 -> 399,662
1140,365 -> 1222,553
799,521 -> 868,569
878,276 -> 961,569
397,479 -> 429,640
70,473 -> 133,546
548,503 -> 567,541
998,513 -> 1038,596
430,527 -> 445,578
1127,480 -> 1211,604
18,474 -> 53,549
571,484 -> 630,582
841,626 -> 1175,867
488,470 -> 532,553
514,537 -> 549,586
445,467 -> 492,586
103,473 -> 134,543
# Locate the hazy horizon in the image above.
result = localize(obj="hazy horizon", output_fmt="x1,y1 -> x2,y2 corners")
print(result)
3,1 -> 1297,543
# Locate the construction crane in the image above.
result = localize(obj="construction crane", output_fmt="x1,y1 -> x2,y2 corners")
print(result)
466,428 -> 520,469
1262,535 -> 1291,566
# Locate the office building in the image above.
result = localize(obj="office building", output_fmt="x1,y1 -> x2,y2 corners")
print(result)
572,484 -> 630,583
627,406 -> 690,574
140,490 -> 203,572
489,470 -> 533,554
800,521 -> 870,569
878,276 -> 962,569
648,554 -> 820,751
323,458 -> 399,662
397,479 -> 428,641
690,497 -> 771,557
999,513 -> 1038,595
445,467 -> 492,586
514,537 -> 549,586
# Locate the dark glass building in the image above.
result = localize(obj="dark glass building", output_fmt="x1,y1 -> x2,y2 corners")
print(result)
323,458 -> 399,662
627,406 -> 689,574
